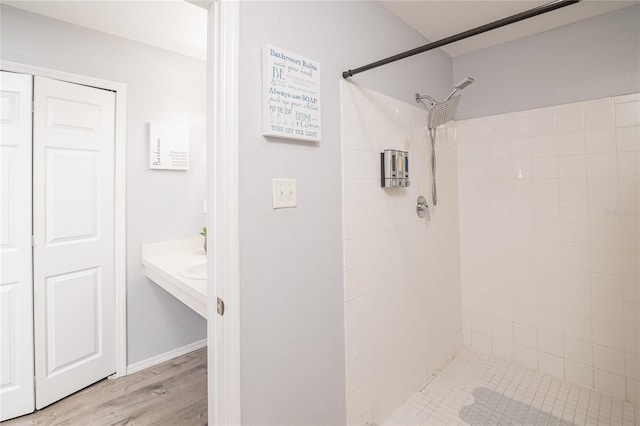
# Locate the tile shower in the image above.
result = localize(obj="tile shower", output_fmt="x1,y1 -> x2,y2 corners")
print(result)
341,85 -> 639,425
341,82 -> 462,424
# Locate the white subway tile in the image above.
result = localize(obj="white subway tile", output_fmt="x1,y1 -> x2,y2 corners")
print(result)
593,320 -> 626,350
514,303 -> 537,327
537,285 -> 563,312
344,207 -> 385,240
615,101 -> 640,128
587,177 -> 618,201
539,351 -> 565,378
345,262 -> 389,301
590,248 -> 622,275
514,344 -> 538,369
623,302 -> 639,329
471,312 -> 491,334
594,368 -> 626,399
616,126 -> 640,152
509,137 -> 532,159
556,103 -> 584,133
557,132 -> 586,156
539,329 -> 564,356
471,332 -> 492,353
532,135 -> 557,158
562,245 -> 590,271
559,178 -> 588,201
346,380 -> 372,422
538,307 -> 563,333
593,344 -> 626,375
626,352 -> 640,381
615,93 -> 640,103
514,323 -> 538,348
564,336 -> 593,365
618,152 -> 640,177
619,177 -> 640,202
563,291 -> 591,318
492,317 -> 514,342
627,378 -> 640,405
533,157 -> 559,178
507,116 -> 530,137
622,275 -> 639,304
562,268 -> 591,294
589,224 -> 621,250
534,179 -> 560,201
588,201 -> 621,225
584,102 -> 615,130
558,155 -> 587,178
347,350 -> 377,394
344,233 -> 386,270
489,140 -> 510,160
561,223 -> 590,247
586,153 -> 618,177
585,129 -> 616,154
564,314 -> 592,341
625,327 -> 639,355
492,338 -> 514,360
565,359 -> 594,389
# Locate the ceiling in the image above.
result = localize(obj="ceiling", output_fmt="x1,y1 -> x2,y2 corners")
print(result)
2,0 -> 208,60
379,0 -> 638,57
4,1 -> 637,60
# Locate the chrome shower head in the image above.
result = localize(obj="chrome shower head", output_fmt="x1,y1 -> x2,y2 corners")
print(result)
428,96 -> 459,130
444,77 -> 475,101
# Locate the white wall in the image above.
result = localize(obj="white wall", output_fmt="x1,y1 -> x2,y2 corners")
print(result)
454,5 -> 640,119
0,5 -> 207,365
237,1 -> 452,424
341,82 -> 462,424
456,93 -> 640,405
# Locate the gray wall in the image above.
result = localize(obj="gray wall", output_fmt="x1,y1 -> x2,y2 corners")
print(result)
237,1 -> 452,424
454,4 -> 640,119
0,5 -> 207,365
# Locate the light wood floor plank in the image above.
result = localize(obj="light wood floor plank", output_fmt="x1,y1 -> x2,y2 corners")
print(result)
3,348 -> 207,426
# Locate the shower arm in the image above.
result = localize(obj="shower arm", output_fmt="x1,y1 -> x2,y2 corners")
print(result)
342,0 -> 581,79
415,93 -> 437,106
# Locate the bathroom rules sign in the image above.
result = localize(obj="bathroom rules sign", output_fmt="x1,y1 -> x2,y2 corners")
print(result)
263,44 -> 321,142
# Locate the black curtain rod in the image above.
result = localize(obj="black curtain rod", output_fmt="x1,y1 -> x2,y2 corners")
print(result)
342,0 -> 581,79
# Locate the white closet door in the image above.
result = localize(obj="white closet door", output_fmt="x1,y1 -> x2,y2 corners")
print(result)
33,76 -> 116,409
0,72 -> 35,421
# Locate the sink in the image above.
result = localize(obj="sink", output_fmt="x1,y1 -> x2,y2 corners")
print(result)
178,259 -> 207,280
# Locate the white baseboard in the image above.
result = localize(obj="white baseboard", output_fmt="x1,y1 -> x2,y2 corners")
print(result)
126,338 -> 207,375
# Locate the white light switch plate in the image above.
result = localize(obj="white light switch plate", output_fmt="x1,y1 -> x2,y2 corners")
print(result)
272,178 -> 296,209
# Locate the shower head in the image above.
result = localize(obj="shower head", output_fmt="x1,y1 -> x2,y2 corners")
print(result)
428,95 -> 459,130
444,77 -> 475,101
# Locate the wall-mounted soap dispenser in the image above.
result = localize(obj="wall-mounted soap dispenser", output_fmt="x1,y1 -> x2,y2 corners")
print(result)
381,149 -> 410,188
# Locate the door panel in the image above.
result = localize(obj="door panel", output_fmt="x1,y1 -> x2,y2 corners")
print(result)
46,149 -> 99,244
33,76 -> 116,409
0,71 -> 34,421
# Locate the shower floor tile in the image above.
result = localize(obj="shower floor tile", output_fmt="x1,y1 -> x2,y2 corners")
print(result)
383,347 -> 638,426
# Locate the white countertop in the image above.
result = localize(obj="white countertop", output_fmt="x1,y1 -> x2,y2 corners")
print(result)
141,237 -> 207,319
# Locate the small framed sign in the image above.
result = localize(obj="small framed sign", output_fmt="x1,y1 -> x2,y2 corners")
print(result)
148,122 -> 189,170
263,44 -> 321,142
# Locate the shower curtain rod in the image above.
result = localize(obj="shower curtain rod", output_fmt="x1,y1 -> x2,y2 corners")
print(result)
341,0 -> 581,79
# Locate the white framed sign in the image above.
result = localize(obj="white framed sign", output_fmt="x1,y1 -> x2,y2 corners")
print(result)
262,44 -> 321,142
148,122 -> 189,170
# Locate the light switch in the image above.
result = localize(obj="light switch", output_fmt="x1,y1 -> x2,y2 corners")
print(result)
272,178 -> 296,209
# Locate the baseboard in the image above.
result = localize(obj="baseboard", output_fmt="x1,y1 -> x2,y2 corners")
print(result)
126,338 -> 207,375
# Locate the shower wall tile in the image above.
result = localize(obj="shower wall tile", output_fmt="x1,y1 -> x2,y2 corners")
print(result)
456,92 -> 640,405
341,82 -> 462,425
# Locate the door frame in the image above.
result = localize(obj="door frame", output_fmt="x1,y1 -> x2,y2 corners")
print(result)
0,60 -> 128,378
206,0 -> 241,424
